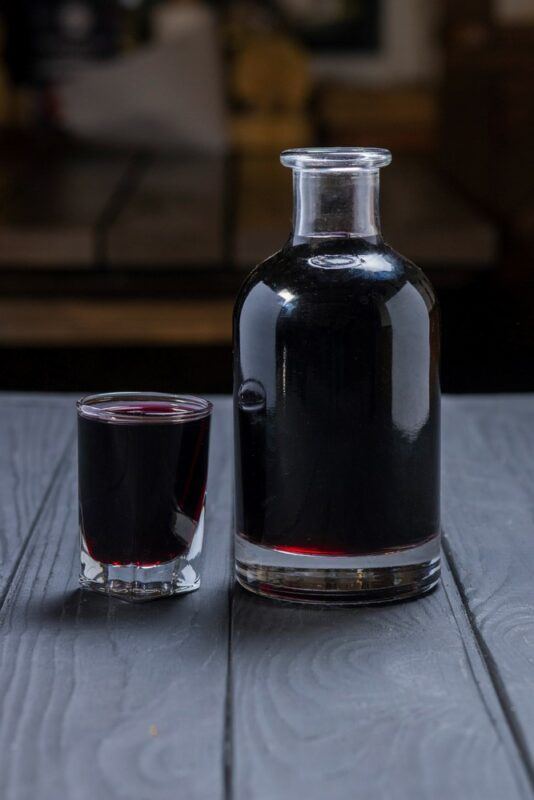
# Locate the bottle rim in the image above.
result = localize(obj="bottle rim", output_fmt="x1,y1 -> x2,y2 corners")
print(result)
281,147 -> 392,171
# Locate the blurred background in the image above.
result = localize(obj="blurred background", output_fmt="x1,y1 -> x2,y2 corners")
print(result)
0,0 -> 532,394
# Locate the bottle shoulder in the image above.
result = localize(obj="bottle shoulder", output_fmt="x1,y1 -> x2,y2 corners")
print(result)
235,240 -> 437,318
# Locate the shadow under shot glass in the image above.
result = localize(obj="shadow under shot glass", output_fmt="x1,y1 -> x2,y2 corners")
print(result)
77,392 -> 212,601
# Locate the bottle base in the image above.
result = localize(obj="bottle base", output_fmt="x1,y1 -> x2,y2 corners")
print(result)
235,534 -> 440,605
80,547 -> 200,602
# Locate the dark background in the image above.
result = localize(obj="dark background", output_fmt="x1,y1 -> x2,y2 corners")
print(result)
0,0 -> 533,395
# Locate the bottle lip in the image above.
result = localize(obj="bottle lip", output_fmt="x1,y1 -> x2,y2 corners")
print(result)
281,147 -> 392,171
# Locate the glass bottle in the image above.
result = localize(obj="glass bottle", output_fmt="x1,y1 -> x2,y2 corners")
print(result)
233,148 -> 440,604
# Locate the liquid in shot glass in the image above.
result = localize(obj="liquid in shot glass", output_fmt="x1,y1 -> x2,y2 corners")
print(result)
78,392 -> 212,601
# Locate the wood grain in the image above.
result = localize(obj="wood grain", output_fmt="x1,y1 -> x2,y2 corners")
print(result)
0,397 -> 233,800
0,394 -> 75,603
230,397 -> 534,800
4,395 -> 534,800
442,394 -> 534,778
230,560 -> 531,800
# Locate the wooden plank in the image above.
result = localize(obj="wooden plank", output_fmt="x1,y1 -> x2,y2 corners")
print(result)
0,299 -> 233,346
442,394 -> 534,776
0,393 -> 75,603
231,468 -> 532,796
0,397 -> 233,800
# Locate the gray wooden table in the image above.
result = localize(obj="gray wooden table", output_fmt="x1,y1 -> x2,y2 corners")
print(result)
1,393 -> 534,800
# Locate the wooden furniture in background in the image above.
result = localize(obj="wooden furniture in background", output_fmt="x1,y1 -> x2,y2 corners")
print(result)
235,153 -> 497,273
318,85 -> 438,153
441,1 -> 534,239
230,34 -> 313,152
0,140 -> 128,267
0,143 -> 515,394
0,149 -> 497,352
0,149 -> 497,280
0,298 -> 233,346
105,157 -> 226,269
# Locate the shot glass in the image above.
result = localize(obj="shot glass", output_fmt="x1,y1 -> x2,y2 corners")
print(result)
78,392 -> 212,601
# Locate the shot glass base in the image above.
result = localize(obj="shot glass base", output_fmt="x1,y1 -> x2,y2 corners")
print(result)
80,548 -> 200,602
235,534 -> 440,605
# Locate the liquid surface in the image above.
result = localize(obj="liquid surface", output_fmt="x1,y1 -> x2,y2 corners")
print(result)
234,238 -> 440,555
78,401 -> 211,565
79,399 -> 206,420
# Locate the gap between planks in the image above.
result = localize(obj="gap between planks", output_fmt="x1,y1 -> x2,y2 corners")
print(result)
0,417 -> 76,615
441,548 -> 534,798
0,428 -> 76,624
443,536 -> 534,794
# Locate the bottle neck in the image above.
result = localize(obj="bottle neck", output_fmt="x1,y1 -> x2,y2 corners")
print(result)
291,169 -> 382,245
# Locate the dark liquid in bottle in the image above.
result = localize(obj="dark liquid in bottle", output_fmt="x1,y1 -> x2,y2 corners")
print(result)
234,238 -> 440,556
79,401 -> 210,566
